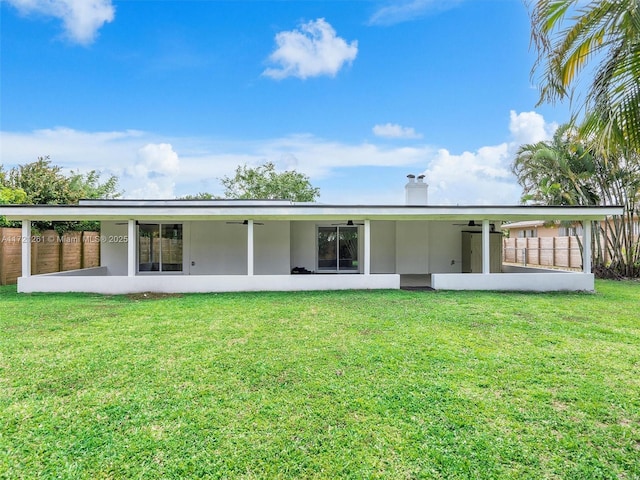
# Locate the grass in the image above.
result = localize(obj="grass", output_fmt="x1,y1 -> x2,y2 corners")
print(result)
0,281 -> 639,479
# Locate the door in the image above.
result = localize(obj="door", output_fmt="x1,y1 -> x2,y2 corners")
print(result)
138,223 -> 183,273
461,231 -> 502,273
317,226 -> 359,272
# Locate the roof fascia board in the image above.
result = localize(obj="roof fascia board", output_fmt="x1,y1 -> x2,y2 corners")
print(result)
0,205 -> 624,222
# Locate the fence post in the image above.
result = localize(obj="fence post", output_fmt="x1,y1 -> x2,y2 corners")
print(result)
81,232 -> 86,268
583,221 -> 592,273
30,233 -> 37,275
58,232 -> 64,272
537,237 -> 541,267
0,228 -> 4,285
568,237 -> 572,269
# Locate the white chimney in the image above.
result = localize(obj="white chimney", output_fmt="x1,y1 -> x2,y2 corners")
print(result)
405,174 -> 429,205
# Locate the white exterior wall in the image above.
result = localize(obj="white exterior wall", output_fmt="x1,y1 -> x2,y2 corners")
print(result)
101,220 -> 305,276
290,221 -> 369,273
189,221 -> 247,274
429,224 -> 464,273
20,217 -> 597,293
290,221 -> 316,272
254,221 -> 290,275
371,221 -> 396,273
18,273 -> 400,294
45,266 -> 108,277
395,221 -> 429,274
101,221 -> 129,276
431,272 -> 594,292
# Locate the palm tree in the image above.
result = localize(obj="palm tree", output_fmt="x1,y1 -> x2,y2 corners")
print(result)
512,124 -> 599,206
513,124 -> 640,276
530,0 -> 640,152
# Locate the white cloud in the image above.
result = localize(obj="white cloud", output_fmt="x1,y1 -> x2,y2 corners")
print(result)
373,123 -> 423,139
369,0 -> 462,26
254,135 -> 432,178
172,136 -> 434,200
0,127 -> 145,170
0,128 -> 179,199
0,111 -> 558,204
423,144 -> 518,205
124,144 -> 180,198
136,143 -> 180,176
0,128 -> 430,199
422,111 -> 558,205
5,0 -> 114,44
508,110 -> 558,145
263,18 -> 358,80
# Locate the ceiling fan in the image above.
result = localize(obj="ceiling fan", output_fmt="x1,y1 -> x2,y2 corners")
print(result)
453,220 -> 481,227
226,220 -> 264,225
453,220 -> 496,231
331,220 -> 364,226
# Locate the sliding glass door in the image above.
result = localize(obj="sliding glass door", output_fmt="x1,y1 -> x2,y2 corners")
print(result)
138,223 -> 183,273
317,226 -> 358,272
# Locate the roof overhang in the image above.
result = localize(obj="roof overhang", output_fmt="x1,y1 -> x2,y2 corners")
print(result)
500,220 -> 547,229
0,203 -> 624,222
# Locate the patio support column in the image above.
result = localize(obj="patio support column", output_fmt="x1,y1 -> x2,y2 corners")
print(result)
482,220 -> 490,274
583,220 -> 592,274
364,219 -> 371,275
247,220 -> 254,276
127,220 -> 136,277
21,220 -> 31,278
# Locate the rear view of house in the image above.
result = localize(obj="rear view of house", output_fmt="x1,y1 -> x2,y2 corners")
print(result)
0,177 -> 622,294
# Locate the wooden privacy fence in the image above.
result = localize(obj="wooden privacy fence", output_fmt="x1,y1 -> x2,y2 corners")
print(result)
0,228 -> 100,285
138,237 -> 183,265
503,237 -> 583,270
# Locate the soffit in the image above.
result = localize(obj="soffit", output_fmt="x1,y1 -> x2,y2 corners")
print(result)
0,204 -> 624,222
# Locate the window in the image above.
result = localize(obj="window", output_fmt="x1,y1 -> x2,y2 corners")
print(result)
559,225 -> 583,237
138,223 -> 183,273
518,229 -> 537,238
317,226 -> 358,272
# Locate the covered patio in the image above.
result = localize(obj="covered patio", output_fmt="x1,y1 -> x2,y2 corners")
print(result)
1,199 -> 621,294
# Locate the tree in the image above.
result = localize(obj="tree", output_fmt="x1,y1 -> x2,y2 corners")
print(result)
179,192 -> 216,200
219,162 -> 320,202
3,156 -> 122,231
0,165 -> 27,226
512,125 -> 640,277
530,0 -> 640,152
590,150 -> 640,276
512,124 -> 599,206
68,169 -> 121,200
6,157 -> 121,205
0,186 -> 27,205
529,1 -> 640,276
0,166 -> 27,205
8,157 -> 74,205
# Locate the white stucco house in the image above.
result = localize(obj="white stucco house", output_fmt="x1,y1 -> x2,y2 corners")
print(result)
0,176 -> 622,294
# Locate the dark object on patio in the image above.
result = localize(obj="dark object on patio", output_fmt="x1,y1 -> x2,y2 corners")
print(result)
291,266 -> 313,274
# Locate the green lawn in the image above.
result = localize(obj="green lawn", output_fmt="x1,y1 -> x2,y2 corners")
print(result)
1,281 -> 639,479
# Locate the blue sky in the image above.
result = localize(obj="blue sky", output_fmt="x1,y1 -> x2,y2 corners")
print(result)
0,0 -> 568,204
